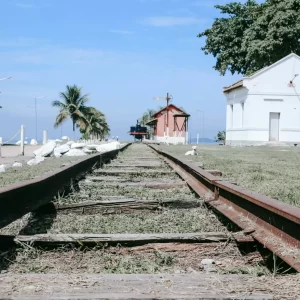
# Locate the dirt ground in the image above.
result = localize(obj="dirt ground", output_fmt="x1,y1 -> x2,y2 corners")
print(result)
0,145 -> 40,164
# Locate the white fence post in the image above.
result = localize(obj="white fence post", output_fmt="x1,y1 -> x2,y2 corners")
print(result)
20,125 -> 25,155
43,130 -> 48,145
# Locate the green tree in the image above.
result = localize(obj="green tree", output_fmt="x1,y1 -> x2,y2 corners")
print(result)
215,130 -> 226,144
243,0 -> 300,73
198,0 -> 260,75
198,0 -> 300,76
78,107 -> 110,140
139,109 -> 157,139
52,85 -> 90,138
139,109 -> 156,125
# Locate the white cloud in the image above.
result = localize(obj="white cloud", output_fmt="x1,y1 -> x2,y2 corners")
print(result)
109,29 -> 135,35
142,16 -> 205,27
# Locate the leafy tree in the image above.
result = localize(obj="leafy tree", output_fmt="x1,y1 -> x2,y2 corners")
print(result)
52,85 -> 90,138
215,130 -> 226,144
198,0 -> 260,75
139,109 -> 156,126
139,109 -> 157,139
243,0 -> 300,72
77,107 -> 110,140
198,0 -> 300,76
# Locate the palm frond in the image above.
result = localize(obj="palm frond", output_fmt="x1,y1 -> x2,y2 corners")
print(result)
52,100 -> 66,108
54,111 -> 68,128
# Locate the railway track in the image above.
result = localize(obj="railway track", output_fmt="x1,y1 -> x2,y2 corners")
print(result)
0,143 -> 299,299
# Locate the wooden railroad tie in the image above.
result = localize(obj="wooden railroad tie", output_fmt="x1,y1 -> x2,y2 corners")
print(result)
0,273 -> 273,299
84,177 -> 187,189
93,170 -> 176,176
8,232 -> 254,246
35,198 -> 203,215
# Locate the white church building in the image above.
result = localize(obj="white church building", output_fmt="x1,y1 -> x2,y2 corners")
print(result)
224,53 -> 300,145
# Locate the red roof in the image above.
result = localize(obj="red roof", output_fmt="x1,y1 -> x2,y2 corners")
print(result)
153,104 -> 186,118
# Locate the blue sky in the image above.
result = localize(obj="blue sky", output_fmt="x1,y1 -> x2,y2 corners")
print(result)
0,0 -> 244,142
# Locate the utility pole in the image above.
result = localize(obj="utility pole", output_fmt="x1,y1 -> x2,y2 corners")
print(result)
166,93 -> 172,138
32,96 -> 46,141
0,77 -> 12,109
153,93 -> 172,141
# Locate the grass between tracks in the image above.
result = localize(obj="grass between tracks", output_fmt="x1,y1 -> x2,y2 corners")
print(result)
1,242 -> 268,276
158,144 -> 300,208
0,156 -> 86,188
0,206 -> 226,235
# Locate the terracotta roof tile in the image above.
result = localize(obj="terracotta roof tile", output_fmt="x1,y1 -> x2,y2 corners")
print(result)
223,80 -> 243,93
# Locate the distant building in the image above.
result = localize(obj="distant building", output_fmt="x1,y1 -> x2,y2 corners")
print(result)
224,53 -> 300,146
146,104 -> 190,144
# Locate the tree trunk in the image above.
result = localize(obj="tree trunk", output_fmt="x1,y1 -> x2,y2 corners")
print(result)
73,120 -> 75,140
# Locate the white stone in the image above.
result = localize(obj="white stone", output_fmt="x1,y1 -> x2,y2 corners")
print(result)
83,148 -> 95,154
33,141 -> 56,157
27,157 -> 45,166
0,164 -> 7,172
55,144 -> 70,154
96,142 -> 121,153
12,162 -> 22,168
30,139 -> 38,145
61,136 -> 69,141
55,139 -> 62,143
66,141 -> 74,146
201,259 -> 215,266
84,144 -> 98,150
54,149 -> 62,157
15,140 -> 21,145
64,149 -> 87,156
71,142 -> 86,149
201,259 -> 216,273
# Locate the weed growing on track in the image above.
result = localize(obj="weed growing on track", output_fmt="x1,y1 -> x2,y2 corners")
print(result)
60,185 -> 196,204
19,207 -> 225,234
1,242 -> 268,276
158,144 -> 300,207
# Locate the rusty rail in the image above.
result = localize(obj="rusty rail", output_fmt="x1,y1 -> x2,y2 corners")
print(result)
149,145 -> 300,272
0,144 -> 130,229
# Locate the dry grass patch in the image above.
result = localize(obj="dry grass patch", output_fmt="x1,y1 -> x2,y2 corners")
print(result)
158,144 -> 300,207
0,156 -> 86,188
32,207 -> 226,234
1,242 -> 268,276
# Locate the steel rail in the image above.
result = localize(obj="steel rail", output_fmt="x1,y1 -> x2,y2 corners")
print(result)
149,145 -> 300,272
0,144 -> 130,229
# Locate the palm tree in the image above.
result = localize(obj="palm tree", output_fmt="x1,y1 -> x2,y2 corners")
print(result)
52,85 -> 89,139
77,107 -> 110,140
